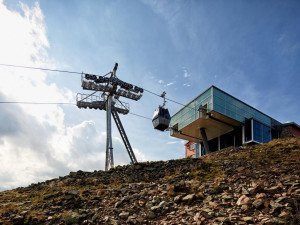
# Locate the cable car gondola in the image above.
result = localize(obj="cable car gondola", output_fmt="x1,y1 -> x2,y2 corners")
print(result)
152,91 -> 171,131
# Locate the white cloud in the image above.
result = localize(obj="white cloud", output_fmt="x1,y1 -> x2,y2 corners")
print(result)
133,148 -> 146,162
158,79 -> 164,84
141,0 -> 182,22
183,69 -> 191,78
166,141 -> 178,145
0,1 -> 143,191
166,81 -> 175,86
183,83 -> 191,87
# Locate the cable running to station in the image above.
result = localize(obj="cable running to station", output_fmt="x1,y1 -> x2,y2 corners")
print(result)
0,101 -> 198,139
0,101 -> 75,105
0,100 -> 199,139
0,100 -> 152,120
0,63 -> 83,75
0,63 -> 190,109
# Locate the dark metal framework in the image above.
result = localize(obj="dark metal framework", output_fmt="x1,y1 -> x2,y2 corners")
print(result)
76,63 -> 143,170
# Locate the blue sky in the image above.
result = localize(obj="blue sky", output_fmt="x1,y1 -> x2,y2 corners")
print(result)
0,0 -> 299,190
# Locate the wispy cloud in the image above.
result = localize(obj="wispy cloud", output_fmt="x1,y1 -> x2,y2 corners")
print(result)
158,79 -> 164,84
166,81 -> 175,86
0,1 -> 145,191
183,83 -> 191,87
183,69 -> 191,78
166,141 -> 178,145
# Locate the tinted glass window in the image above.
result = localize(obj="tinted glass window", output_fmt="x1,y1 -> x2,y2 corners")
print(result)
253,120 -> 271,143
245,119 -> 252,142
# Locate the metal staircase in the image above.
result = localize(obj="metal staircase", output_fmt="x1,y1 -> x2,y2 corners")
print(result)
112,109 -> 137,164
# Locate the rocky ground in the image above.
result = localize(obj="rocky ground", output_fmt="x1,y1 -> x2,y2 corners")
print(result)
0,138 -> 299,225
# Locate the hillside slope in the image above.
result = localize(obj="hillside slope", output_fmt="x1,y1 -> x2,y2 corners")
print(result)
0,138 -> 299,224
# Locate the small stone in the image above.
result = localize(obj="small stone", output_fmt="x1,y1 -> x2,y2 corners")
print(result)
115,200 -> 122,208
92,213 -> 99,222
150,200 -> 167,212
209,201 -> 218,209
193,212 -> 200,221
145,201 -> 153,209
237,167 -> 244,172
242,217 -> 254,223
222,194 -> 232,200
294,189 -> 300,195
196,192 -> 205,199
148,211 -> 156,219
200,208 -> 215,219
278,210 -> 290,218
237,195 -> 250,205
252,199 -> 264,209
241,205 -> 249,211
203,195 -> 212,204
136,217 -> 144,223
138,199 -> 145,206
127,216 -> 137,224
256,193 -> 266,199
267,186 -> 281,194
150,205 -> 160,212
173,181 -> 186,192
250,184 -> 264,194
64,211 -> 81,225
275,197 -> 286,203
271,217 -> 286,224
182,194 -> 195,203
20,211 -> 28,216
174,195 -> 182,203
110,218 -> 121,225
97,189 -> 105,196
133,164 -> 142,170
270,203 -> 282,215
119,211 -> 130,219
216,217 -> 230,223
158,201 -> 167,208
242,188 -> 249,195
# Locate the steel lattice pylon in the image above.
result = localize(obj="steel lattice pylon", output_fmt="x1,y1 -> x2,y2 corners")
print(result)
76,63 -> 143,170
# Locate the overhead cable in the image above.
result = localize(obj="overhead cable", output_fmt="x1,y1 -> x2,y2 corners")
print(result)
129,112 -> 152,120
0,101 -> 75,105
0,63 -> 192,109
0,100 -> 152,120
143,88 -> 193,109
0,63 -> 83,75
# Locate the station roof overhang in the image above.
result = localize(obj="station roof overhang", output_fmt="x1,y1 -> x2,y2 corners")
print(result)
171,110 -> 242,143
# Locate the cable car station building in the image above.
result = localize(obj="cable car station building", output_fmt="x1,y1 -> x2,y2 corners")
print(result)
170,86 -> 299,157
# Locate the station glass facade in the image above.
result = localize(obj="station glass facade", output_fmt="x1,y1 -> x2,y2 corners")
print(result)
212,87 -> 271,126
170,88 -> 213,130
170,86 -> 276,148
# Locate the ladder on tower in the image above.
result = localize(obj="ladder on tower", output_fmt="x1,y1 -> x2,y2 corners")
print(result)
111,108 -> 138,164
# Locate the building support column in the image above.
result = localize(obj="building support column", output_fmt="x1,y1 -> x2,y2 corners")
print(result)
242,125 -> 245,144
200,128 -> 210,154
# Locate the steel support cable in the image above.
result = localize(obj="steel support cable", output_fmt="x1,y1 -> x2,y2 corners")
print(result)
0,63 -> 193,109
0,101 -> 75,105
0,63 -> 83,75
0,101 -> 152,121
129,112 -> 152,120
143,88 -> 194,110
0,101 -> 197,140
0,63 -> 112,77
